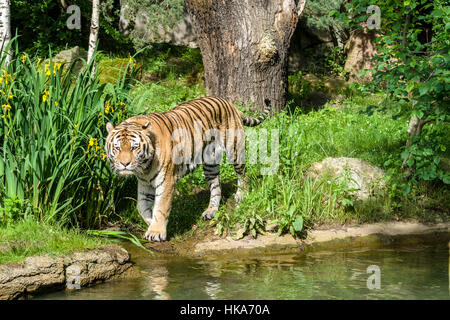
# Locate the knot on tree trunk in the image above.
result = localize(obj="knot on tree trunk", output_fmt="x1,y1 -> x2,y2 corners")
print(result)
258,33 -> 278,65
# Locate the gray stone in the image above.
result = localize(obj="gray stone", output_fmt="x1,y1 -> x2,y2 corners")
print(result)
306,157 -> 385,200
48,46 -> 87,75
323,78 -> 348,94
0,245 -> 132,300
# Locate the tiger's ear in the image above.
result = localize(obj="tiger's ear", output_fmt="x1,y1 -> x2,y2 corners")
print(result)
106,122 -> 114,133
141,121 -> 155,141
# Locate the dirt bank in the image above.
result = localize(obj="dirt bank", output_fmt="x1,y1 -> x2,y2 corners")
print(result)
146,221 -> 450,257
0,245 -> 134,300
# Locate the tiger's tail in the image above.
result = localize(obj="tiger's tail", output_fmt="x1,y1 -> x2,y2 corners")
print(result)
241,99 -> 272,127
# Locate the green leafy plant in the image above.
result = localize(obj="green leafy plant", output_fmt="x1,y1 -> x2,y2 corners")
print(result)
240,211 -> 266,239
270,207 -> 304,237
326,46 -> 350,79
288,71 -> 313,100
335,0 -> 450,187
0,197 -> 37,226
11,0 -> 133,56
0,39 -> 139,228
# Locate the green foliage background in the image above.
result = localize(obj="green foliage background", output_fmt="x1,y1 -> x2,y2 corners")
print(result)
10,0 -> 132,56
333,0 -> 449,186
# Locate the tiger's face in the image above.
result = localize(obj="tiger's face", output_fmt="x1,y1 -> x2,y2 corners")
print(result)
105,122 -> 154,176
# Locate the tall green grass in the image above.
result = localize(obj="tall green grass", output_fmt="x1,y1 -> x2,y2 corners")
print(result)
233,100 -> 405,231
0,41 -> 138,228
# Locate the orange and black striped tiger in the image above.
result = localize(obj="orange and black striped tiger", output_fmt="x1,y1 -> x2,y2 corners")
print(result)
105,96 -> 271,241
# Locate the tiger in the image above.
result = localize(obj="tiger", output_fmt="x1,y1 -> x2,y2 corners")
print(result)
105,96 -> 271,242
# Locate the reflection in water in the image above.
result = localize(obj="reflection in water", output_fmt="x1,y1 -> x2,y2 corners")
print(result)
143,265 -> 170,300
204,281 -> 221,300
36,242 -> 450,300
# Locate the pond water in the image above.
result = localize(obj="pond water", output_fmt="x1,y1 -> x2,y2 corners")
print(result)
37,240 -> 449,300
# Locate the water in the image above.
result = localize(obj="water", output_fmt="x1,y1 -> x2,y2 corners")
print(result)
37,240 -> 449,300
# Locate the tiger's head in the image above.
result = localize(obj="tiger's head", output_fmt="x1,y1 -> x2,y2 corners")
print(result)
105,121 -> 155,176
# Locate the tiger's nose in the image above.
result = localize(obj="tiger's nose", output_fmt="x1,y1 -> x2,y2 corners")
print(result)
121,161 -> 131,167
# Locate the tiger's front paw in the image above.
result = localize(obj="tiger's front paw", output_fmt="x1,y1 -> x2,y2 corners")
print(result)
144,225 -> 167,242
201,208 -> 217,220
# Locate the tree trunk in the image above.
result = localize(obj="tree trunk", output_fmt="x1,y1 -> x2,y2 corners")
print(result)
87,0 -> 100,73
0,0 -> 11,65
185,0 -> 306,112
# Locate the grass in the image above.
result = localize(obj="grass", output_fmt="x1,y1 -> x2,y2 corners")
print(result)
0,218 -> 106,265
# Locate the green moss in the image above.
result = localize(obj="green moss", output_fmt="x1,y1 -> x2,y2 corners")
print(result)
98,58 -> 134,84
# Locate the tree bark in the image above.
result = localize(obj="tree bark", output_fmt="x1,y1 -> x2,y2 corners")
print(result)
0,0 -> 11,65
185,0 -> 306,112
87,0 -> 100,74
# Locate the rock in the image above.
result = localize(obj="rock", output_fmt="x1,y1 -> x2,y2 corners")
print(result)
323,78 -> 348,94
302,73 -> 321,85
119,7 -> 198,48
0,256 -> 65,300
305,157 -> 385,200
182,221 -> 450,257
233,227 -> 246,240
266,222 -> 279,233
0,245 -> 132,300
48,46 -> 87,75
344,28 -> 377,82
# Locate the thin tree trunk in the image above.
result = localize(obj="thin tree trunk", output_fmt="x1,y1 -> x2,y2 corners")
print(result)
0,0 -> 11,64
87,0 -> 100,74
185,0 -> 306,112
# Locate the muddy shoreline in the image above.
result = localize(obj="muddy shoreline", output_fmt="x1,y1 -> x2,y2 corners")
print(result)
147,221 -> 450,257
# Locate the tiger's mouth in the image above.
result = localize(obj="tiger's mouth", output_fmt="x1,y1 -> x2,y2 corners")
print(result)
116,169 -> 135,176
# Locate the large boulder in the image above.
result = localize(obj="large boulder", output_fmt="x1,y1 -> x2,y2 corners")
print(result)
306,157 -> 385,200
344,28 -> 377,82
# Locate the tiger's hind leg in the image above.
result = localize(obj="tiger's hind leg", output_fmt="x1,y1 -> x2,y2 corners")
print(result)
202,164 -> 221,220
229,128 -> 248,203
233,163 -> 248,203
